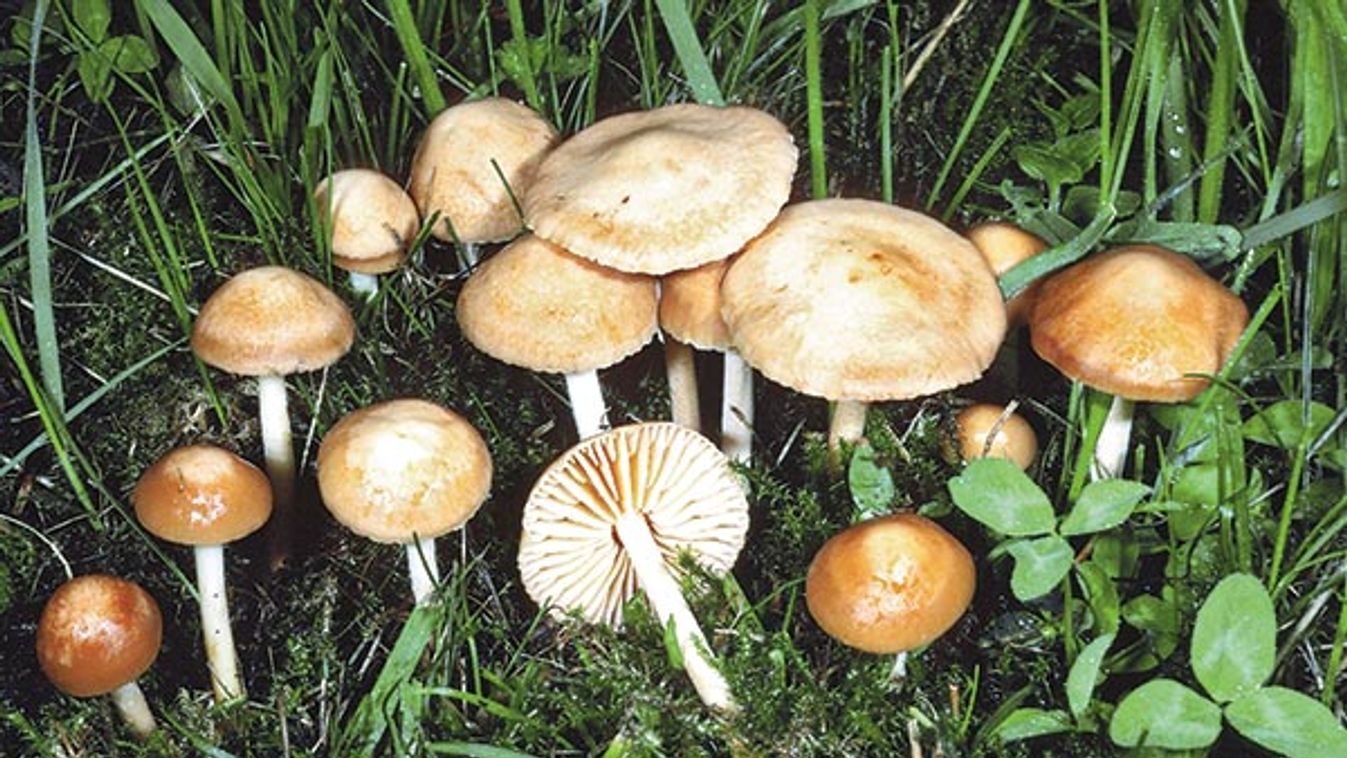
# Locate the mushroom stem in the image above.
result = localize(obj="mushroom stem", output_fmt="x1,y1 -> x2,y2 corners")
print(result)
109,680 -> 156,737
257,373 -> 295,569
720,349 -> 754,464
1091,395 -> 1134,480
460,241 -> 480,268
406,534 -> 441,606
828,400 -> 869,452
613,511 -> 736,711
564,371 -> 610,440
665,340 -> 700,432
347,271 -> 379,299
194,543 -> 243,702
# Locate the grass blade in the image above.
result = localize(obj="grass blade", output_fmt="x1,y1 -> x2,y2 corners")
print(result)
387,0 -> 447,114
23,0 -> 61,412
653,0 -> 725,106
135,0 -> 244,128
803,0 -> 825,198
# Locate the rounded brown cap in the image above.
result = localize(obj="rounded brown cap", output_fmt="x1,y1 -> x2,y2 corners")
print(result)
721,199 -> 1006,401
133,444 -> 273,545
966,221 -> 1048,325
805,513 -> 975,654
518,422 -> 749,627
1028,245 -> 1249,402
523,103 -> 797,275
314,169 -> 420,274
457,234 -> 657,373
37,575 -> 162,697
955,403 -> 1037,470
409,98 -> 558,244
317,399 -> 492,544
192,266 -> 356,376
659,258 -> 731,351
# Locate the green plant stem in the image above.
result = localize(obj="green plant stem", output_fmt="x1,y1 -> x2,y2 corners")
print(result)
1267,442 -> 1308,591
1324,569 -> 1347,706
504,0 -> 541,111
803,0 -> 825,199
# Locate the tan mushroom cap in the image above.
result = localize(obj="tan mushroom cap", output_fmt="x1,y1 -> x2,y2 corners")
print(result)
314,169 -> 420,274
721,199 -> 1007,401
37,575 -> 162,697
659,258 -> 731,351
955,403 -> 1038,470
518,422 -> 749,627
523,103 -> 797,275
191,266 -> 356,376
805,513 -> 975,654
966,221 -> 1048,325
1028,245 -> 1249,403
457,234 -> 658,374
317,399 -> 492,544
133,445 -> 273,545
409,98 -> 558,243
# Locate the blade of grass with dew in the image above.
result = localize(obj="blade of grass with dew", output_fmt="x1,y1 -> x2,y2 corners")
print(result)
387,0 -> 446,114
652,0 -> 725,106
22,0 -> 61,412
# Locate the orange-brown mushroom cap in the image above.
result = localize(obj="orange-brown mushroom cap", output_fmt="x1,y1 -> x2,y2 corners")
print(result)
1028,245 -> 1249,403
805,513 -> 975,654
36,575 -> 162,697
314,169 -> 420,274
659,258 -> 732,351
955,403 -> 1038,470
133,445 -> 273,545
966,221 -> 1048,325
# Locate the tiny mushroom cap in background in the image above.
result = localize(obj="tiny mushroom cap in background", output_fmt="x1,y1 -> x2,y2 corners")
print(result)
965,220 -> 1048,326
955,403 -> 1038,470
523,103 -> 797,275
314,168 -> 420,294
805,513 -> 975,654
36,574 -> 163,737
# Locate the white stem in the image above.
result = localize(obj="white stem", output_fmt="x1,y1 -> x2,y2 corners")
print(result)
564,371 -> 610,440
889,650 -> 909,682
461,241 -> 480,268
109,680 -> 155,737
1092,396 -> 1135,480
195,543 -> 243,702
613,511 -> 736,711
257,374 -> 295,569
406,535 -> 441,606
828,400 -> 869,452
720,350 -> 754,464
665,341 -> 700,432
347,271 -> 378,299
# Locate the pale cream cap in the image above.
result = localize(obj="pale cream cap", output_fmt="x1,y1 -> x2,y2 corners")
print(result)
314,169 -> 420,274
133,444 -> 272,545
659,258 -> 732,351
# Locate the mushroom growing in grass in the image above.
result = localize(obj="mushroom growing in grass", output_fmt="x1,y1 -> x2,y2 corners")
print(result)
37,575 -> 163,737
317,399 -> 492,605
1027,245 -> 1248,479
965,221 -> 1048,326
955,403 -> 1038,470
133,444 -> 272,702
518,422 -> 749,710
192,266 -> 356,568
314,168 -> 421,298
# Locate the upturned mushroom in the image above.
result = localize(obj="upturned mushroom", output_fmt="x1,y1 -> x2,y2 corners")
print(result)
965,221 -> 1048,326
955,403 -> 1038,470
314,168 -> 421,298
317,399 -> 492,605
192,265 -> 356,567
133,444 -> 272,701
518,423 -> 749,710
36,574 -> 163,737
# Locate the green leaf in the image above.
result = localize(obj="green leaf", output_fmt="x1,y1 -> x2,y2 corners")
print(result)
1076,560 -> 1120,634
662,615 -> 684,669
848,442 -> 894,521
1191,573 -> 1274,703
1014,143 -> 1084,186
76,50 -> 113,102
1225,687 -> 1347,758
1109,679 -> 1221,749
1105,218 -> 1243,262
1243,400 -> 1336,449
1067,633 -> 1115,717
1005,535 -> 1074,601
1060,479 -> 1150,536
101,35 -> 158,73
72,0 -> 110,43
948,458 -> 1056,536
336,604 -> 445,756
992,707 -> 1073,743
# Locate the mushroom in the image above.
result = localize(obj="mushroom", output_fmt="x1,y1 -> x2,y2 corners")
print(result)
36,574 -> 163,736
133,444 -> 272,701
1027,245 -> 1248,479
408,97 -> 558,265
965,221 -> 1048,326
955,403 -> 1038,470
316,399 -> 492,605
191,265 -> 356,567
314,168 -> 421,298
518,422 -> 749,710
720,199 -> 1006,453
456,234 -> 657,439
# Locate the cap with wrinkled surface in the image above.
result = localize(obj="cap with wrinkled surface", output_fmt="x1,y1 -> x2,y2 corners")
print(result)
523,103 -> 797,275
37,575 -> 162,697
955,403 -> 1037,470
721,199 -> 1006,401
1028,245 -> 1249,402
317,399 -> 492,544
192,266 -> 356,376
133,444 -> 273,545
517,422 -> 749,627
659,258 -> 732,351
409,98 -> 558,243
457,234 -> 658,374
966,221 -> 1048,325
314,169 -> 420,274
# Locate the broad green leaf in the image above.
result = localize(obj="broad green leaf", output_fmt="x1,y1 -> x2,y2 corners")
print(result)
1014,143 -> 1084,187
1191,573 -> 1274,703
101,35 -> 158,73
848,442 -> 894,521
1225,687 -> 1347,758
1076,560 -> 1120,634
1067,633 -> 1115,717
72,0 -> 110,43
1243,399 -> 1336,449
1006,536 -> 1073,601
992,707 -> 1073,743
76,51 -> 113,102
947,458 -> 1056,536
1060,479 -> 1150,535
1168,463 -> 1221,540
1109,679 -> 1221,749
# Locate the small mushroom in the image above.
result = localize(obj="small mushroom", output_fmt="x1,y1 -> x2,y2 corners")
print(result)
955,403 -> 1037,470
314,168 -> 421,298
965,221 -> 1048,326
36,574 -> 163,737
133,444 -> 272,701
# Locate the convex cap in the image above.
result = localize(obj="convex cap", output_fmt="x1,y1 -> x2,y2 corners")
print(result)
659,258 -> 732,351
133,444 -> 273,545
314,169 -> 420,274
955,404 -> 1037,470
966,221 -> 1047,325
523,103 -> 797,275
37,575 -> 162,697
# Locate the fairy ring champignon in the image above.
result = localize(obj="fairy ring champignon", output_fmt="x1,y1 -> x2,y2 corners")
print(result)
314,168 -> 421,298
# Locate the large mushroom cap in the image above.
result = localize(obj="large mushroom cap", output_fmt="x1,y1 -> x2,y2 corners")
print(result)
133,444 -> 273,545
456,234 -> 658,374
721,199 -> 1007,401
966,221 -> 1048,325
409,97 -> 558,243
523,103 -> 797,275
805,513 -> 975,654
659,258 -> 732,351
191,266 -> 356,376
317,399 -> 492,544
1028,245 -> 1249,402
517,422 -> 749,627
314,168 -> 420,274
36,575 -> 162,697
